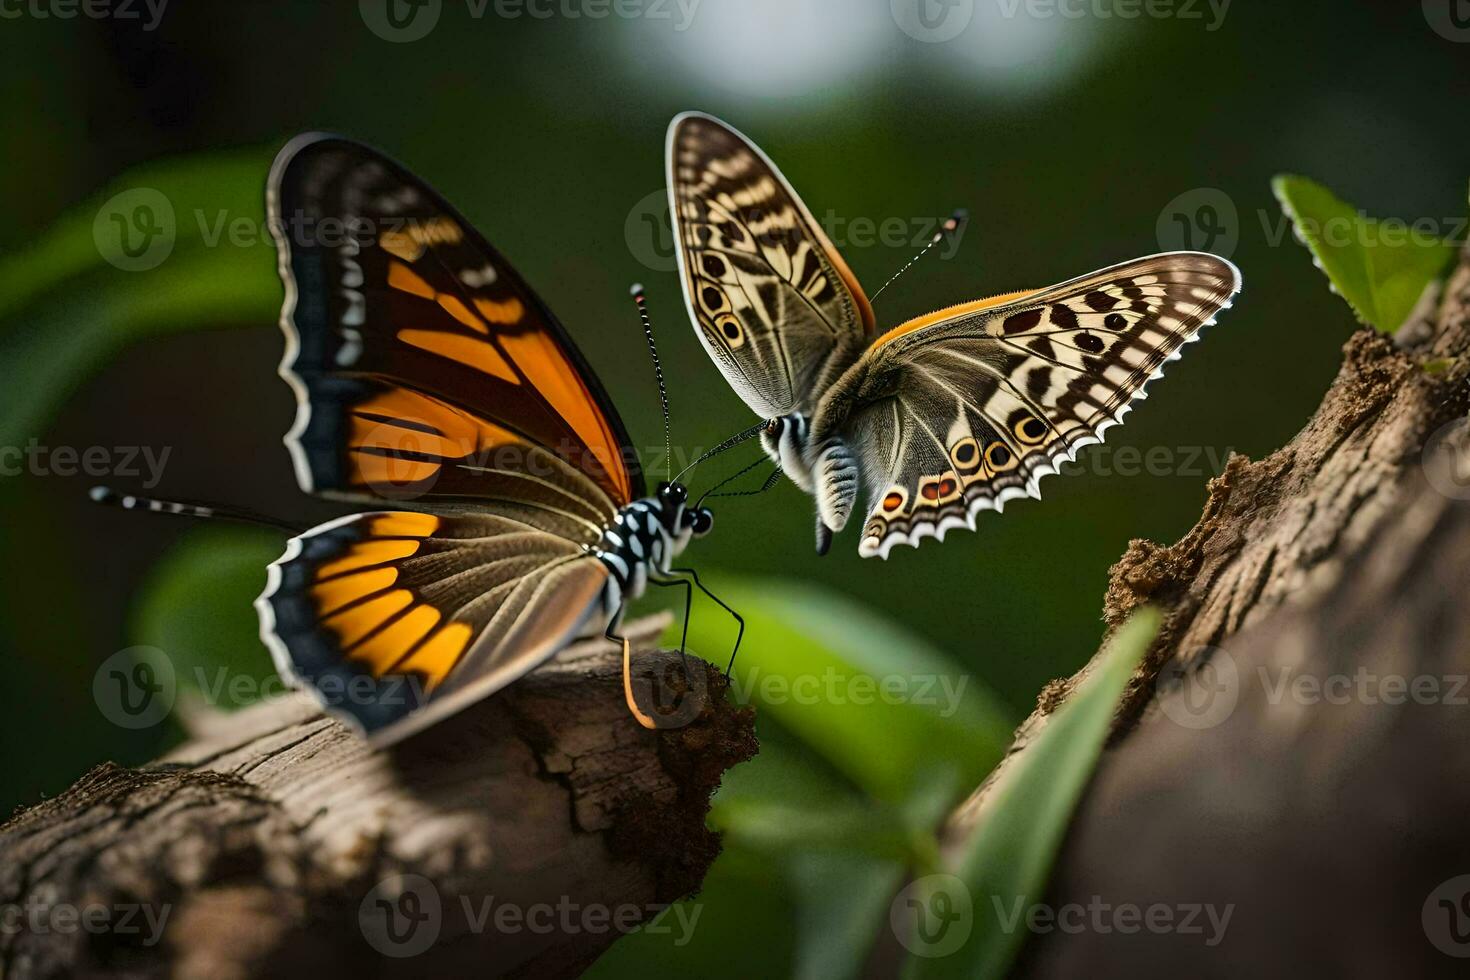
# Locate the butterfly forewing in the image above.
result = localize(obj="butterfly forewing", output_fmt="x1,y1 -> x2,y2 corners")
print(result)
667,112 -> 874,418
270,134 -> 641,512
820,252 -> 1241,558
261,135 -> 639,742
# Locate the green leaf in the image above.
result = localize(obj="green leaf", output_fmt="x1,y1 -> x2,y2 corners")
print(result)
582,847 -> 796,980
787,852 -> 907,980
680,576 -> 1014,806
1273,174 -> 1458,334
593,727 -> 910,980
906,608 -> 1161,980
711,721 -> 926,864
0,149 -> 280,448
0,149 -> 273,321
130,527 -> 284,712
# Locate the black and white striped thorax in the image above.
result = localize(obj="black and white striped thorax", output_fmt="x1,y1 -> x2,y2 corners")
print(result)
590,481 -> 713,613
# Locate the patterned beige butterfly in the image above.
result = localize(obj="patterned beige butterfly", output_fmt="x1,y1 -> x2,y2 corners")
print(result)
666,111 -> 1242,559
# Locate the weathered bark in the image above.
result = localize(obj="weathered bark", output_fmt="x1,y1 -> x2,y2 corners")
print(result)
945,251 -> 1470,975
0,620 -> 756,980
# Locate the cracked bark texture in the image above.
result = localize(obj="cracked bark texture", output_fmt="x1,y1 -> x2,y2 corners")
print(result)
0,621 -> 756,980
944,251 -> 1470,975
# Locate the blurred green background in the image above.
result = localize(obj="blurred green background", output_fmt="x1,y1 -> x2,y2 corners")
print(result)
1,1 -> 1466,973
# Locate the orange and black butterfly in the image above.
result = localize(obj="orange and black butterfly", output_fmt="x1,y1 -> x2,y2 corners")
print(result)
250,135 -> 724,744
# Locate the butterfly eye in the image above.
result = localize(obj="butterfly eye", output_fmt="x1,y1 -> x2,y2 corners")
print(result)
690,507 -> 714,537
765,417 -> 784,437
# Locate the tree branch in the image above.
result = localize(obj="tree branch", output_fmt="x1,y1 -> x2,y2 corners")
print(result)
943,250 -> 1470,972
0,619 -> 756,979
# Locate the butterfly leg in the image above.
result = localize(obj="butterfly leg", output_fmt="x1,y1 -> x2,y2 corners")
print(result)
608,613 -> 659,730
669,567 -> 745,678
649,575 -> 693,664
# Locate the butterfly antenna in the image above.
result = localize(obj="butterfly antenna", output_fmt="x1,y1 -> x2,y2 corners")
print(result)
674,420 -> 770,484
869,208 -> 969,304
698,459 -> 783,508
630,284 -> 673,481
89,485 -> 304,535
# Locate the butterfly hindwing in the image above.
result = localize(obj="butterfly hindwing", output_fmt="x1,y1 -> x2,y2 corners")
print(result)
813,252 -> 1242,558
257,510 -> 610,743
269,134 -> 641,513
667,111 -> 874,418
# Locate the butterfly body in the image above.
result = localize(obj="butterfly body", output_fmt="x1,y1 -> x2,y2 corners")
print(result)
668,112 -> 1243,559
592,482 -> 710,612
256,134 -> 714,744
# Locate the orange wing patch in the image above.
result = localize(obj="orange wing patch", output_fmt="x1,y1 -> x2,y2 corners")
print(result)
872,289 -> 1040,351
474,297 -> 525,325
379,217 -> 464,263
347,387 -> 527,493
382,259 -> 632,504
389,260 -> 491,335
306,513 -> 473,691
396,329 -> 518,384
497,331 -> 633,503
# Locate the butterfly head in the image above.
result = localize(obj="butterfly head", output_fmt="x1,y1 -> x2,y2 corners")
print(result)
657,480 -> 714,539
